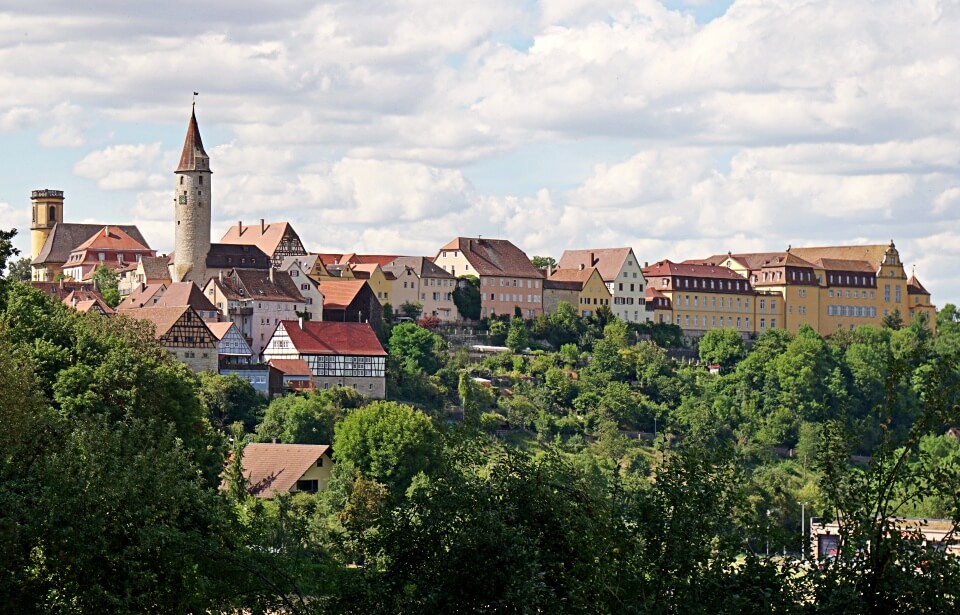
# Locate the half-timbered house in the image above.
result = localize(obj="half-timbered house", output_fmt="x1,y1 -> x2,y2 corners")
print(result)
122,305 -> 218,373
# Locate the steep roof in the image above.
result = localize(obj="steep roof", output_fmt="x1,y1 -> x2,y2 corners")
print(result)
907,274 -> 930,295
206,243 -> 270,270
317,280 -> 367,310
176,107 -> 210,173
440,237 -> 540,278
206,321 -> 237,341
219,221 -> 301,258
280,254 -> 323,272
33,223 -> 150,266
558,248 -> 634,281
152,281 -> 218,314
117,283 -> 166,310
215,269 -> 303,303
281,320 -> 386,356
62,289 -> 115,315
383,256 -> 454,279
812,258 -> 876,273
548,267 -> 598,285
241,443 -> 331,499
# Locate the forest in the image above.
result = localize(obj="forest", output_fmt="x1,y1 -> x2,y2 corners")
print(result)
2,228 -> 960,614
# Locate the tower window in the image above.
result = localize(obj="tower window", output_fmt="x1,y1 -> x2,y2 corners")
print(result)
49,205 -> 56,222
199,176 -> 203,185
180,177 -> 184,185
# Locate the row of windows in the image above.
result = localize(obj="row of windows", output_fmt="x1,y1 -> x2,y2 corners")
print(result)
829,289 -> 876,300
580,297 -> 609,305
490,293 -> 541,304
482,277 -> 542,289
827,305 -> 878,318
614,297 -> 645,305
828,273 -> 875,287
677,314 -> 778,330
680,294 -> 754,311
617,282 -> 643,292
667,277 -> 749,292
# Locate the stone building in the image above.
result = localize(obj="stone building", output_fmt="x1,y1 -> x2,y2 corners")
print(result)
171,105 -> 212,284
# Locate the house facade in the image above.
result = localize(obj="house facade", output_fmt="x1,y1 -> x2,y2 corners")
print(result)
219,220 -> 307,267
433,237 -> 543,319
262,320 -> 387,398
122,305 -> 218,373
239,443 -> 334,498
558,248 -> 649,323
545,267 -> 612,317
382,256 -> 459,321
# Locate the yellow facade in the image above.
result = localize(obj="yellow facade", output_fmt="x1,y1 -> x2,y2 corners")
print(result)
294,454 -> 334,493
575,269 -> 613,317
30,189 -> 64,260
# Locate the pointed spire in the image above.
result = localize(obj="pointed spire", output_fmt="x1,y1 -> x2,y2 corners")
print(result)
176,105 -> 209,172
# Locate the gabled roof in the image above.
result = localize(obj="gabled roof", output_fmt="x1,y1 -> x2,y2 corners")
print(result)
383,256 -> 455,279
214,269 -> 303,303
643,260 -> 750,281
219,221 -> 302,258
72,225 -> 152,253
117,283 -> 166,310
206,321 -> 238,341
269,358 -> 313,377
317,280 -> 367,310
122,305 -> 199,339
280,320 -> 386,356
30,280 -> 98,300
280,254 -> 323,272
176,107 -> 209,173
62,289 -> 115,315
558,248 -> 635,282
33,223 -> 150,266
206,243 -> 271,270
543,278 -> 581,292
152,281 -> 218,314
440,237 -> 540,278
548,267 -> 599,284
241,443 -> 331,499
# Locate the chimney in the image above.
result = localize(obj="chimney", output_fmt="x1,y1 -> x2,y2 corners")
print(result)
298,315 -> 303,329
260,219 -> 265,233
590,252 -> 597,267
269,267 -> 274,284
238,221 -> 243,235
219,270 -> 223,283
579,264 -> 585,271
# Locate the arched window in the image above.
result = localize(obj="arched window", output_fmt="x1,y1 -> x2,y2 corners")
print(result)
49,205 -> 57,222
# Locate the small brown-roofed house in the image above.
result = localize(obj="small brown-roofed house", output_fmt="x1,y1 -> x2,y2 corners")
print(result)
119,255 -> 173,297
152,281 -> 220,321
544,267 -> 611,317
558,247 -> 650,322
62,289 -> 115,315
203,268 -> 306,355
121,305 -> 218,373
433,237 -> 544,319
117,283 -> 167,311
263,320 -> 387,397
317,279 -> 382,333
218,220 -> 307,267
239,443 -> 333,498
349,263 -> 393,305
270,358 -> 315,393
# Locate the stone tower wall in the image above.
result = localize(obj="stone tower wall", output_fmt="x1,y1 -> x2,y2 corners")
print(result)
173,169 -> 211,284
30,189 -> 64,260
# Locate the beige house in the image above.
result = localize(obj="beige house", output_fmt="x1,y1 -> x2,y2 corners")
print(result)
434,237 -> 543,319
383,256 -> 458,321
278,256 -> 325,322
558,248 -> 649,323
238,443 -> 334,498
544,267 -> 612,317
350,263 -> 393,305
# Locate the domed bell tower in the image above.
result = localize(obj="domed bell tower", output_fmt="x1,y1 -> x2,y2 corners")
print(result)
172,104 -> 212,284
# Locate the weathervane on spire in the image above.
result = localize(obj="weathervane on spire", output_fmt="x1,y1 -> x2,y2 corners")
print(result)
192,91 -> 199,109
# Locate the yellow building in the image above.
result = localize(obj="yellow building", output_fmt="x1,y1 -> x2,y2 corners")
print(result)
544,267 -> 612,317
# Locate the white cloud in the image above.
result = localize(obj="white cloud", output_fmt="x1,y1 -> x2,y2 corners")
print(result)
73,143 -> 166,191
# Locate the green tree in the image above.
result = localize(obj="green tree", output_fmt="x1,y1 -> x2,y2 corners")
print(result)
197,372 -> 266,432
506,316 -> 529,353
0,227 -> 21,310
882,307 -> 904,330
398,300 -> 423,319
452,274 -> 480,320
256,387 -> 362,445
333,400 -> 440,495
531,255 -> 557,269
388,321 -> 445,374
6,255 -> 31,282
92,263 -> 121,307
698,328 -> 745,371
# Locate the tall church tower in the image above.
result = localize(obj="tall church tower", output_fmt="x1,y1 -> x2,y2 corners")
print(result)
30,189 -> 64,260
172,104 -> 212,284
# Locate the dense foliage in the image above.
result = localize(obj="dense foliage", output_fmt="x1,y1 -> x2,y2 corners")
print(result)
3,224 -> 960,613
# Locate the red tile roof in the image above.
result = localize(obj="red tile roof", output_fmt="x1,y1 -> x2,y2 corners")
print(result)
907,274 -> 930,295
152,281 -> 218,314
788,245 -> 889,271
281,320 -> 386,356
117,283 -> 166,310
240,443 -> 331,498
269,358 -> 313,377
176,107 -> 209,172
813,258 -> 876,273
558,248 -> 635,282
121,305 -> 195,338
317,280 -> 367,310
73,225 -> 151,253
214,269 -> 303,303
440,237 -> 540,278
206,321 -> 237,341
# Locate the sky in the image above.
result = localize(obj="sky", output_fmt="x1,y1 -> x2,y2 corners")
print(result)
1,0 -> 959,304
